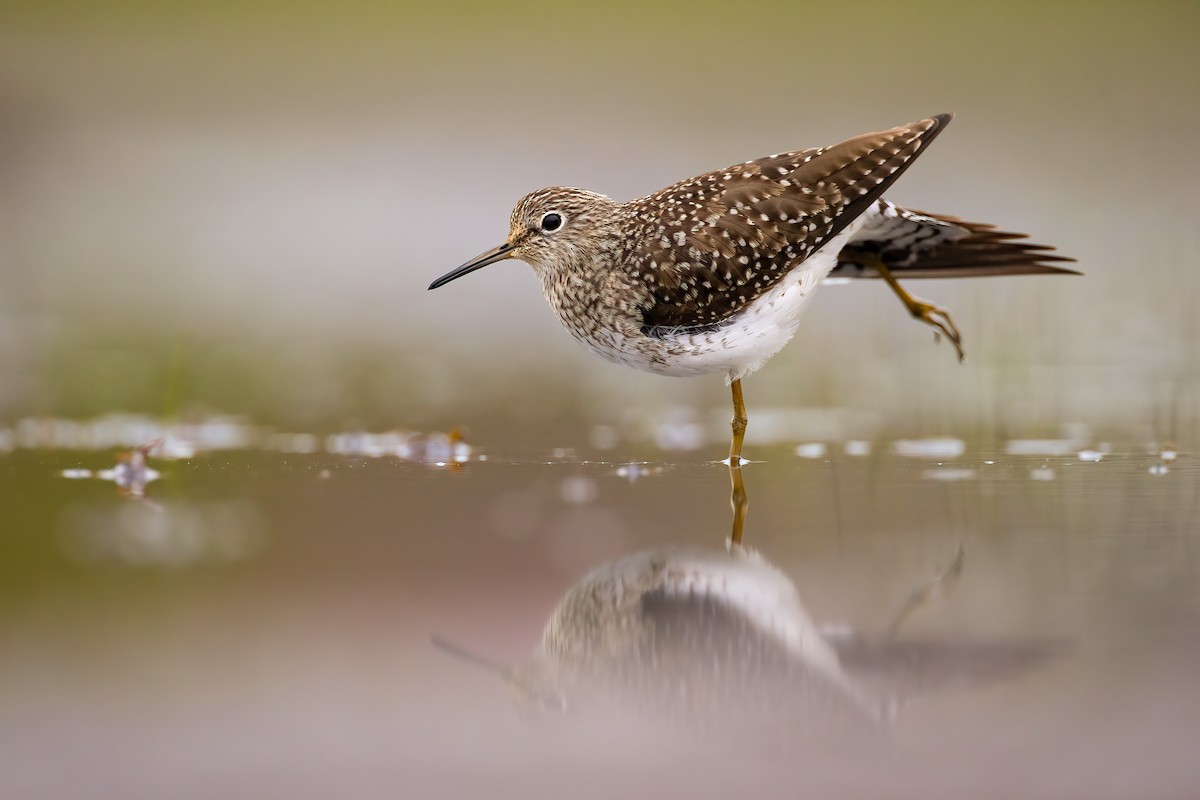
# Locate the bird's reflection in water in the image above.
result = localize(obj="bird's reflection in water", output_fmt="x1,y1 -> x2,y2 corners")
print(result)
524,543 -> 883,737
438,460 -> 1060,741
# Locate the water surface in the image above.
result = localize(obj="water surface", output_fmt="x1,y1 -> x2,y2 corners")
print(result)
2,429 -> 1197,798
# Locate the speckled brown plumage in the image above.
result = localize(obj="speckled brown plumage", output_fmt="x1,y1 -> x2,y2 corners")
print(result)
627,115 -> 950,333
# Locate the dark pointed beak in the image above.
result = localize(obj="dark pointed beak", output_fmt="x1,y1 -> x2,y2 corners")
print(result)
428,242 -> 516,290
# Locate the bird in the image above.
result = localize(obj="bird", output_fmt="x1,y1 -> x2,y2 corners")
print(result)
428,114 -> 1075,463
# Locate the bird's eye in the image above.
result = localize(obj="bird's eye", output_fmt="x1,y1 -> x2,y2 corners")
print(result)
540,212 -> 563,232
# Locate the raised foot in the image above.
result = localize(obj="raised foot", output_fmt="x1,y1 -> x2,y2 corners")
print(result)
863,251 -> 967,363
907,297 -> 965,362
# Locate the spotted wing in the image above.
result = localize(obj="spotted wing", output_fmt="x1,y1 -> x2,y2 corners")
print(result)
627,114 -> 953,335
829,200 -> 1078,279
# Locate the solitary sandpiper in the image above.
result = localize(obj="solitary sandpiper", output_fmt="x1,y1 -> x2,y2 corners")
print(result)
429,114 -> 1075,465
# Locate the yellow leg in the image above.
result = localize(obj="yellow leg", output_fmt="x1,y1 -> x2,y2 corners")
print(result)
863,253 -> 966,362
728,379 -> 748,545
729,378 -> 748,464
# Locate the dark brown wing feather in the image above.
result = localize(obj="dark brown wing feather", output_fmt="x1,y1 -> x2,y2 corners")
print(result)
627,114 -> 954,334
832,205 -> 1078,279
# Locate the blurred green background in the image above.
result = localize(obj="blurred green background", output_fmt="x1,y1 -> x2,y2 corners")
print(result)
1,0 -> 1197,441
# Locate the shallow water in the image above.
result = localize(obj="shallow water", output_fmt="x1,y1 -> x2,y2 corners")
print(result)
1,430 -> 1198,799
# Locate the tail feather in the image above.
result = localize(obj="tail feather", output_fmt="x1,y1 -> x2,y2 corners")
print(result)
831,205 -> 1078,280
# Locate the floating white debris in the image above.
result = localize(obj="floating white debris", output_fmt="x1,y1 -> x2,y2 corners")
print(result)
9,414 -> 257,453
423,433 -> 468,464
157,436 -> 196,460
615,463 -> 660,482
1005,439 -> 1075,456
323,429 -> 473,464
1160,449 -> 1178,463
2,415 -> 486,465
173,417 -> 256,450
891,437 -> 965,459
56,440 -> 167,497
1030,467 -> 1056,481
922,468 -> 977,482
1149,463 -> 1170,476
96,464 -> 162,497
843,440 -> 872,457
325,431 -> 401,457
794,442 -> 827,459
1077,450 -> 1104,462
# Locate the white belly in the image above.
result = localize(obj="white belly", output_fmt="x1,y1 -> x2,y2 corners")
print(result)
576,218 -> 866,383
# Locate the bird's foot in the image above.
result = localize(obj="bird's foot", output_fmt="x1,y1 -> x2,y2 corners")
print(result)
906,297 -> 965,362
861,251 -> 967,363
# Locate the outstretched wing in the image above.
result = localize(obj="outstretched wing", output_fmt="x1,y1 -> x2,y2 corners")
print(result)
625,114 -> 953,335
829,200 -> 1078,279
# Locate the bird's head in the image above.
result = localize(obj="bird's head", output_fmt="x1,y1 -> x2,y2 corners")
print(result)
428,187 -> 620,290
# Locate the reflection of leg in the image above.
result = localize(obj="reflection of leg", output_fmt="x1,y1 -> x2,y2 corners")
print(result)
884,543 -> 967,637
729,459 -> 748,546
729,379 -> 748,465
728,379 -> 749,545
862,252 -> 965,362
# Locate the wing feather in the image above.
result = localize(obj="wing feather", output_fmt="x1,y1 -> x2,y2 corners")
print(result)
626,114 -> 954,334
830,202 -> 1078,279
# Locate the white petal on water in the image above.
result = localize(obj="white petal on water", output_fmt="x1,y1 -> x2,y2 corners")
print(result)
892,437 -> 965,459
794,442 -> 827,459
843,440 -> 872,457
1006,439 -> 1076,457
